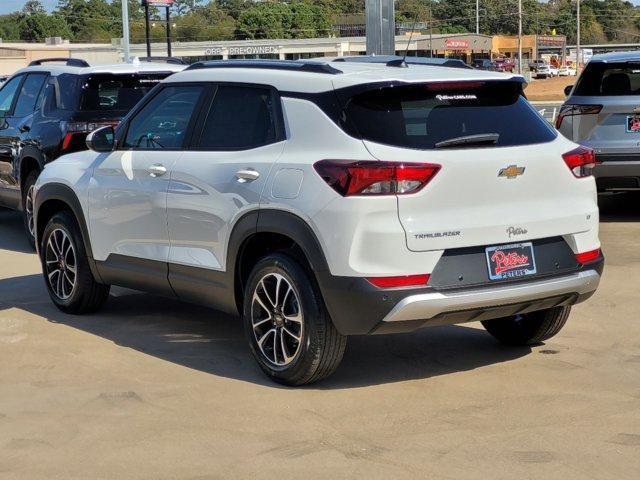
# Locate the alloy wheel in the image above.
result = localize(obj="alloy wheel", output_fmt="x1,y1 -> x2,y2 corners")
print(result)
251,273 -> 303,367
45,228 -> 77,300
25,184 -> 35,239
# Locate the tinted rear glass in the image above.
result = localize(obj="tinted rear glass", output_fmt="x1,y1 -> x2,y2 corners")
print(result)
573,62 -> 640,96
343,81 -> 556,149
54,73 -> 170,111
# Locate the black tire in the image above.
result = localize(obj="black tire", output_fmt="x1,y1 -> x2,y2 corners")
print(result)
40,211 -> 110,314
481,306 -> 571,346
22,170 -> 38,250
243,252 -> 346,386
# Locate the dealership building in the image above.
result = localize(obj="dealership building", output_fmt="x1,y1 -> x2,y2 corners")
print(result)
1,33 -> 570,75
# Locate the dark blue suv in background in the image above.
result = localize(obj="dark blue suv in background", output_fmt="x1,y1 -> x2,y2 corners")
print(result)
0,58 -> 184,247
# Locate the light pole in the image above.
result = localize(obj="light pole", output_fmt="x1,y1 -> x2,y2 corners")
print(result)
476,0 -> 479,34
576,0 -> 581,73
518,0 -> 522,74
121,0 -> 131,62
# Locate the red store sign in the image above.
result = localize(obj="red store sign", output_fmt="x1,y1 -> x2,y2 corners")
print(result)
445,39 -> 469,50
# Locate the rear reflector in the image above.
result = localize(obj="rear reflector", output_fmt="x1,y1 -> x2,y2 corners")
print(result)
562,146 -> 598,178
314,160 -> 440,196
555,104 -> 602,129
366,274 -> 430,288
575,248 -> 601,264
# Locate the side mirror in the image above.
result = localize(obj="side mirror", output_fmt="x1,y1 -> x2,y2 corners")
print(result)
86,125 -> 115,152
564,85 -> 573,97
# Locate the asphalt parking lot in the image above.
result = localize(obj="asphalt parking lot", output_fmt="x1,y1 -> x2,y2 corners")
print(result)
0,195 -> 639,480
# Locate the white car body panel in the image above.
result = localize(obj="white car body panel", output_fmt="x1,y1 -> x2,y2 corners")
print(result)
88,150 -> 178,263
166,141 -> 285,271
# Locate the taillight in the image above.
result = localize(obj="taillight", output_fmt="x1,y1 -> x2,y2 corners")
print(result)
575,248 -> 601,264
562,146 -> 598,178
366,274 -> 430,288
313,160 -> 440,196
555,104 -> 602,129
61,121 -> 119,152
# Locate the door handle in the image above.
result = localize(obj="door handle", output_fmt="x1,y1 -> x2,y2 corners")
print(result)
235,169 -> 260,182
148,164 -> 167,177
19,124 -> 30,133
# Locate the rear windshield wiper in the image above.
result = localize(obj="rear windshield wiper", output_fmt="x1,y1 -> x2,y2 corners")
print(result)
434,133 -> 500,149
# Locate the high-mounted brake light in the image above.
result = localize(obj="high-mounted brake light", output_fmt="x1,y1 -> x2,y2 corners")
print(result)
313,160 -> 440,196
424,81 -> 486,91
366,274 -> 430,288
575,248 -> 601,264
555,104 -> 602,129
562,146 -> 598,178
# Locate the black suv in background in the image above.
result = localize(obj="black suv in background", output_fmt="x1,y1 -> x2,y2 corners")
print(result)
0,58 -> 184,247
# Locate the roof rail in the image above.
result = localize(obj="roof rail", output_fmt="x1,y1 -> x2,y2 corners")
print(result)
28,58 -> 90,68
185,59 -> 342,75
139,56 -> 187,65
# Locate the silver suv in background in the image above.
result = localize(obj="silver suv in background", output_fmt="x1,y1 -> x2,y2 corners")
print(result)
558,51 -> 640,192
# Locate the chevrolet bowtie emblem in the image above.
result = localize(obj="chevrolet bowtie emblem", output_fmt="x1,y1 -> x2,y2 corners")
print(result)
498,165 -> 525,179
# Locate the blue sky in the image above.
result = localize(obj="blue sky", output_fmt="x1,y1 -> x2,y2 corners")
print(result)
2,0 -> 60,14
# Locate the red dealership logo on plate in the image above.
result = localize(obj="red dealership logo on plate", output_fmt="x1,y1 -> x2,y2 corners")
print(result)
629,116 -> 640,132
490,250 -> 531,274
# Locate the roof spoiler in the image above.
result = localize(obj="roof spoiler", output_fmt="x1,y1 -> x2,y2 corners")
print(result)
28,58 -> 89,68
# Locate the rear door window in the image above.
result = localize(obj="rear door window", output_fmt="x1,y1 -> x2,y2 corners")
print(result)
197,85 -> 280,150
13,73 -> 47,117
573,62 -> 640,96
342,81 -> 556,149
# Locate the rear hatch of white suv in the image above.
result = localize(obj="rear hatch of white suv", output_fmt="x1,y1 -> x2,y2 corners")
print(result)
336,77 -> 599,286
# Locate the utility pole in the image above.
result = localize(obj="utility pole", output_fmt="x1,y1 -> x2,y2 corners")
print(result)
121,0 -> 131,62
518,0 -> 522,74
144,1 -> 151,57
365,0 -> 395,55
476,0 -> 479,34
576,0 -> 581,73
165,6 -> 172,57
429,3 -> 433,57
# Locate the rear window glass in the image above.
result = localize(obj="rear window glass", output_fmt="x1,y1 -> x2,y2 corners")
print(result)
573,62 -> 640,96
343,81 -> 556,150
53,73 -> 169,111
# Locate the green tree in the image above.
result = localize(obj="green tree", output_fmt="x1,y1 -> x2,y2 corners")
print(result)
237,1 -> 293,39
18,13 -> 72,41
0,14 -> 22,40
23,0 -> 46,14
290,2 -> 331,38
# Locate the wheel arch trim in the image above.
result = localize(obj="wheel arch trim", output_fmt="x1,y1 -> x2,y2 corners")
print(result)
34,182 -> 102,282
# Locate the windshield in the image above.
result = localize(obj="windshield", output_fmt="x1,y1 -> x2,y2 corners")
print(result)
342,81 -> 557,150
573,62 -> 640,96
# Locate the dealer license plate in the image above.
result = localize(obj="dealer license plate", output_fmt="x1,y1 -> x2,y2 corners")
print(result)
485,242 -> 537,281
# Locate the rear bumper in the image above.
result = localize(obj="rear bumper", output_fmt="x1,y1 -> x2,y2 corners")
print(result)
594,158 -> 640,191
318,260 -> 603,335
375,269 -> 599,333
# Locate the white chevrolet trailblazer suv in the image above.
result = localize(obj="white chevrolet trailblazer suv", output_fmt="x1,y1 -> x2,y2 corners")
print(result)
33,60 -> 603,385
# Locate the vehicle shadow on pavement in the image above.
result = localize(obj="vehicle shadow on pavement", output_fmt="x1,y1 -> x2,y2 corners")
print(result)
0,210 -> 34,253
599,193 -> 640,223
0,272 -> 531,389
